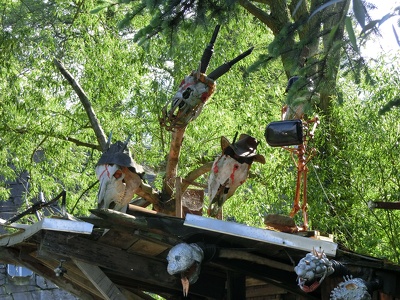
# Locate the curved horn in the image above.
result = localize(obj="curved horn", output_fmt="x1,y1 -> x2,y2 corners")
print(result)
199,25 -> 220,73
207,47 -> 254,80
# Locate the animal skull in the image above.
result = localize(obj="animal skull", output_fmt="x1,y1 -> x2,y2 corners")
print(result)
161,71 -> 215,130
95,164 -> 142,212
207,134 -> 265,218
294,248 -> 334,293
330,275 -> 371,300
166,243 -> 204,297
208,155 -> 250,217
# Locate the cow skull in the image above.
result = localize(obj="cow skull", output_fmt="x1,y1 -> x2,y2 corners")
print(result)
207,134 -> 265,218
95,164 -> 142,212
208,155 -> 250,218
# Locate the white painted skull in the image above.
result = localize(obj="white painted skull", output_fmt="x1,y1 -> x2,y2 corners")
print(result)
161,71 -> 215,130
95,164 -> 142,212
207,155 -> 250,217
207,134 -> 265,218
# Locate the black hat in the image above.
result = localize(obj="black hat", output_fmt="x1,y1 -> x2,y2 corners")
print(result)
220,134 -> 265,164
97,141 -> 144,176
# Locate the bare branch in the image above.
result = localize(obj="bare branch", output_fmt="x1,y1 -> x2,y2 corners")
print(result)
163,127 -> 186,195
53,59 -> 108,151
238,0 -> 277,32
181,161 -> 213,193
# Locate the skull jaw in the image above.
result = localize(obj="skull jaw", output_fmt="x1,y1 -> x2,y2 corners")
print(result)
98,199 -> 128,213
96,164 -> 141,213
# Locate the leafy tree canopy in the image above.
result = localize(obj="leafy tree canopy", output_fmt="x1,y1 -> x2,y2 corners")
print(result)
0,0 -> 399,264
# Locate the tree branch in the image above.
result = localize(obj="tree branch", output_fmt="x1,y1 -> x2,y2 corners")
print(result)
181,161 -> 213,193
162,127 -> 186,196
53,59 -> 107,151
238,0 -> 277,32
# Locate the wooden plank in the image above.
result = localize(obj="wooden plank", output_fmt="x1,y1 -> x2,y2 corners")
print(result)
40,231 -> 176,286
74,259 -> 127,300
185,214 -> 338,256
1,247 -> 102,300
88,208 -> 202,239
34,250 -> 104,299
0,218 -> 93,246
246,282 -> 287,297
219,249 -> 294,272
39,230 -> 226,299
128,239 -> 168,256
175,177 -> 183,218
127,205 -> 178,217
214,258 -> 319,300
369,201 -> 400,210
119,288 -> 157,300
227,272 -> 246,300
99,229 -> 140,250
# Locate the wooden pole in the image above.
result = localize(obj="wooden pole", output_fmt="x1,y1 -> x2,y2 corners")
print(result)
175,177 -> 183,218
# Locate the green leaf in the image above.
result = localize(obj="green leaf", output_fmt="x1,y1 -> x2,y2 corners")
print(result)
90,5 -> 109,14
345,16 -> 359,52
360,19 -> 379,35
352,0 -> 366,28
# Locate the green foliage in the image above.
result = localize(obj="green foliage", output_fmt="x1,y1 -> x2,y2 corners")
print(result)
306,54 -> 400,263
1,0 -> 400,268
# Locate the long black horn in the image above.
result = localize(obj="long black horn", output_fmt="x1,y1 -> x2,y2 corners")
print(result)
207,47 -> 254,80
200,25 -> 221,73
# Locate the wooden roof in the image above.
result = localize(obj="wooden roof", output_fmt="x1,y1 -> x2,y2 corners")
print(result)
1,205 -> 400,300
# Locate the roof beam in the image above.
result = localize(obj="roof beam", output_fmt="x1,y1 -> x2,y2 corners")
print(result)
74,259 -> 128,300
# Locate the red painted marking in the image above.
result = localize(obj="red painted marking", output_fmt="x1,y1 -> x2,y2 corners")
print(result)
230,164 -> 239,181
300,281 -> 320,293
179,81 -> 193,92
98,165 -> 111,179
113,169 -> 123,179
213,163 -> 219,173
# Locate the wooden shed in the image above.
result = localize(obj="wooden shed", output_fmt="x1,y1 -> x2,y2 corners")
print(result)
1,205 -> 400,300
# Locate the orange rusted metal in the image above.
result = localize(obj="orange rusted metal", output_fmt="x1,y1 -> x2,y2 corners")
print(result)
284,117 -> 319,230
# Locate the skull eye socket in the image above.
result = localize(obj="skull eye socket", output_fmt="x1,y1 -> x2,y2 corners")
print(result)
182,88 -> 192,99
113,170 -> 123,179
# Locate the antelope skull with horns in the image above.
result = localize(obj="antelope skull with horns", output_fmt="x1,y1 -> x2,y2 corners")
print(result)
160,25 -> 254,131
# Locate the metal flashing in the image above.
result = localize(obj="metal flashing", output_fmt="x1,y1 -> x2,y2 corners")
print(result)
0,218 -> 93,247
184,214 -> 337,256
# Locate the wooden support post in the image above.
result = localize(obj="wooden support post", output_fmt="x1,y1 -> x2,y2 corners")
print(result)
369,201 -> 400,210
175,177 -> 183,218
226,271 -> 246,300
74,259 -> 127,300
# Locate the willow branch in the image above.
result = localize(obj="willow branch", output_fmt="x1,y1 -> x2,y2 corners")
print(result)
53,58 -> 107,151
238,0 -> 276,32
